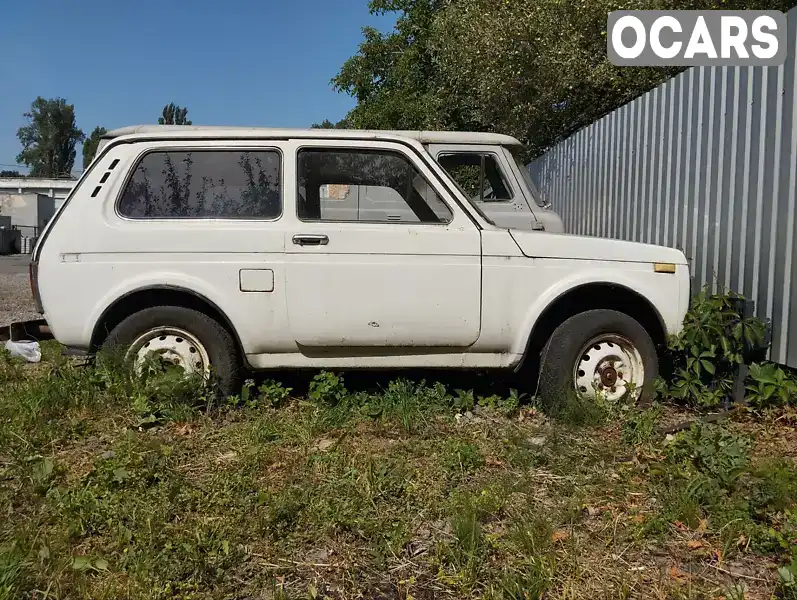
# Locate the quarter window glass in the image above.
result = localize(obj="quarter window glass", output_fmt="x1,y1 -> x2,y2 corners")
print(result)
297,149 -> 453,224
438,153 -> 513,202
118,150 -> 281,219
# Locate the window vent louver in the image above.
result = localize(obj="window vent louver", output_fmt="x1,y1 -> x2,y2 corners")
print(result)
91,158 -> 120,198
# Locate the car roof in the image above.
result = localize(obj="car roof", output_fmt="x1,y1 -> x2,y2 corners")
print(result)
101,125 -> 523,147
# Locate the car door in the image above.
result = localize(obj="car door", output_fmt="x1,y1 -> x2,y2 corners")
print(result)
283,139 -> 482,349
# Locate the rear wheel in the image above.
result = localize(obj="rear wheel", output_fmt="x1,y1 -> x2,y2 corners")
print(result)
537,309 -> 658,404
103,306 -> 240,397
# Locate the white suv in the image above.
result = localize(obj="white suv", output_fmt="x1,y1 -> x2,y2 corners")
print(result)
29,125 -> 690,401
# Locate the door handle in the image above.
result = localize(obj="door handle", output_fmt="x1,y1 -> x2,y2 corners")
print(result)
292,234 -> 329,246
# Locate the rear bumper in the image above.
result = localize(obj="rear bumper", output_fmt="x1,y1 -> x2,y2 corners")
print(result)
1,318 -> 89,356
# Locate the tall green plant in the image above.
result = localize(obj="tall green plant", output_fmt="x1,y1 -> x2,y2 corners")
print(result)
656,287 -> 768,408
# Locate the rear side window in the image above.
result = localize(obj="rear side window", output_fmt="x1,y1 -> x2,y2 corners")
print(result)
118,150 -> 281,219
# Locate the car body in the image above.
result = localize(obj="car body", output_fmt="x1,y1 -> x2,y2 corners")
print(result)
29,126 -> 691,400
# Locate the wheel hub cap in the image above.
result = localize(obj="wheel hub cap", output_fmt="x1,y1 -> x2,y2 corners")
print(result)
600,366 -> 618,387
574,334 -> 644,402
126,327 -> 211,378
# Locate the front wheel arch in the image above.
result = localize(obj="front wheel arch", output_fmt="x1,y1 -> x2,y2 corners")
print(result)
516,283 -> 668,385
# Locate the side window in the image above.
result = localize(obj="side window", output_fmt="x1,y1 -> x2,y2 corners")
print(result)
118,150 -> 281,219
438,153 -> 513,202
297,148 -> 453,224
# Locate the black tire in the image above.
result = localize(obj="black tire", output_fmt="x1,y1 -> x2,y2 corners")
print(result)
103,306 -> 240,397
537,309 -> 658,405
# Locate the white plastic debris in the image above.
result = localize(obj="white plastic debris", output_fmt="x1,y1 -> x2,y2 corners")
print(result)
4,340 -> 42,363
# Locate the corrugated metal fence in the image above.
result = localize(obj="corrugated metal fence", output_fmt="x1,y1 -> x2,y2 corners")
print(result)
529,7 -> 797,367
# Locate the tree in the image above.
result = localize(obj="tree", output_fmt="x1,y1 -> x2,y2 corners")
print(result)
332,0 -> 457,132
16,97 -> 85,177
0,170 -> 22,177
311,118 -> 350,129
82,126 -> 108,169
333,0 -> 797,159
158,103 -> 192,125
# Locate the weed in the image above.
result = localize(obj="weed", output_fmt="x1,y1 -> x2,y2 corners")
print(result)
510,513 -> 553,556
228,377 -> 293,411
621,404 -> 664,445
643,420 -> 797,567
477,388 -> 524,416
490,559 -> 554,600
725,582 -> 748,600
0,544 -> 26,600
308,371 -> 347,406
446,499 -> 486,577
0,347 -> 24,385
664,422 -> 750,490
746,362 -> 797,408
778,556 -> 797,600
747,458 -> 797,515
257,378 -> 293,408
367,378 -> 430,432
539,390 -> 606,427
261,485 -> 310,538
1,340 -> 794,599
442,440 -> 485,479
657,286 -> 769,408
452,388 -> 475,411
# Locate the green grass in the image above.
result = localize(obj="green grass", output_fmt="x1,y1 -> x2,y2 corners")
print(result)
1,344 -> 796,599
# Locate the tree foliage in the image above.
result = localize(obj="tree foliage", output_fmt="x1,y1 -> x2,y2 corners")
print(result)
0,170 -> 22,178
83,126 -> 108,170
158,103 -> 192,125
16,97 -> 85,177
311,118 -> 350,129
332,0 -> 458,132
333,0 -> 797,159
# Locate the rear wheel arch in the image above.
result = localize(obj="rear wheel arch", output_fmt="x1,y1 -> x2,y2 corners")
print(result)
89,286 -> 244,357
517,282 -> 668,377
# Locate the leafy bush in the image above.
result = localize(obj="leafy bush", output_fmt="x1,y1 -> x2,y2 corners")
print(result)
745,362 -> 797,409
645,422 -> 797,560
657,287 -> 766,408
664,422 -> 750,490
656,286 -> 797,409
232,378 -> 293,410
308,371 -> 347,406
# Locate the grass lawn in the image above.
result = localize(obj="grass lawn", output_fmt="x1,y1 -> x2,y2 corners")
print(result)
1,343 -> 796,599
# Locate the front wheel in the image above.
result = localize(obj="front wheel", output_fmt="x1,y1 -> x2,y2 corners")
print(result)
537,309 -> 658,404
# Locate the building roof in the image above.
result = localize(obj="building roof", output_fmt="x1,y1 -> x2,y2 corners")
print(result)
102,125 -> 523,147
0,177 -> 76,191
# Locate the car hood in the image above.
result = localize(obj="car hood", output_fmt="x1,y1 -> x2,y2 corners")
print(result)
509,230 -> 688,265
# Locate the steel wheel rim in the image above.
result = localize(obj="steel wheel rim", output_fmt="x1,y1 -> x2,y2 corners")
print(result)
126,327 -> 211,378
573,334 -> 644,402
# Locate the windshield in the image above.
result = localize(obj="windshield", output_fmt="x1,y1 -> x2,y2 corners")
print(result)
510,148 -> 548,208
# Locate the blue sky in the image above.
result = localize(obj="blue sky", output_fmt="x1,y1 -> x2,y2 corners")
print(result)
0,0 -> 395,174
